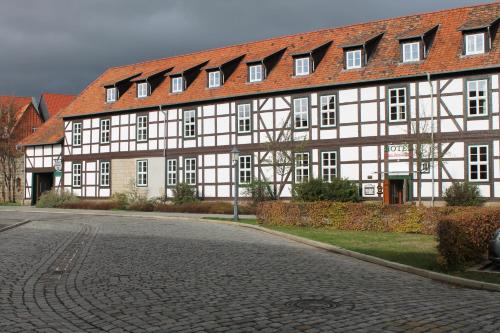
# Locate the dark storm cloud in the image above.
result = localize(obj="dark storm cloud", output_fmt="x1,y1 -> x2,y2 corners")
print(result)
0,0 -> 489,98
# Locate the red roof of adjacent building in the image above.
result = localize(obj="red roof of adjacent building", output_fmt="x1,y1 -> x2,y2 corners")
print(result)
39,93 -> 76,119
0,96 -> 34,121
21,2 -> 500,146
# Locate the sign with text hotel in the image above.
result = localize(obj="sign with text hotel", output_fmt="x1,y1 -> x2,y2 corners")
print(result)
384,144 -> 410,159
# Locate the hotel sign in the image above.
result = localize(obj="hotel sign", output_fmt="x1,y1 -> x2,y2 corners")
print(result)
384,144 -> 410,159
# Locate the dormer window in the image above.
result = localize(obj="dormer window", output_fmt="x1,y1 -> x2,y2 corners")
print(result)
346,49 -> 362,69
208,70 -> 221,88
402,42 -> 421,62
465,33 -> 485,55
106,87 -> 117,103
171,76 -> 184,93
294,57 -> 311,76
137,82 -> 150,98
249,64 -> 264,82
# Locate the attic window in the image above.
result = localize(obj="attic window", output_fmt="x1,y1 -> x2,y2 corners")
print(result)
137,82 -> 150,98
249,64 -> 264,82
208,70 -> 221,88
106,87 -> 117,103
346,49 -> 362,69
402,42 -> 421,62
294,57 -> 311,76
171,76 -> 184,93
465,33 -> 485,55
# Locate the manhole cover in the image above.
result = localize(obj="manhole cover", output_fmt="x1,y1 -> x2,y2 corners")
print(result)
284,298 -> 355,312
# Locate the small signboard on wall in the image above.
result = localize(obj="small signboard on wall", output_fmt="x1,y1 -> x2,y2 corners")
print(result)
54,159 -> 62,177
364,185 -> 375,196
384,144 -> 410,159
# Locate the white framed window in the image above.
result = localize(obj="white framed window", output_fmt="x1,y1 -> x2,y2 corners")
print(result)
73,122 -> 82,146
136,160 -> 148,186
295,57 -> 310,76
249,64 -> 263,82
321,151 -> 337,182
237,103 -> 251,133
183,110 -> 196,138
137,82 -> 149,98
320,94 -> 336,127
402,42 -> 420,62
294,152 -> 309,183
388,87 -> 407,122
167,159 -> 177,186
465,33 -> 485,55
172,76 -> 184,93
208,71 -> 221,88
137,115 -> 148,142
100,119 -> 110,144
100,161 -> 110,186
184,158 -> 196,185
469,145 -> 488,181
346,49 -> 362,69
239,155 -> 252,184
106,87 -> 117,103
293,97 -> 309,129
72,163 -> 81,187
467,79 -> 488,116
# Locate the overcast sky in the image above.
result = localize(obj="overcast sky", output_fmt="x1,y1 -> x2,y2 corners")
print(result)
0,0 -> 490,98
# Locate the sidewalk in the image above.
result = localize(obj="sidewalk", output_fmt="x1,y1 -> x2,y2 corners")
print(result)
0,205 -> 256,221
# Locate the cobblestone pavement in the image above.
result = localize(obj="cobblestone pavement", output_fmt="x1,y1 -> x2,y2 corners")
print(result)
1,211 -> 500,332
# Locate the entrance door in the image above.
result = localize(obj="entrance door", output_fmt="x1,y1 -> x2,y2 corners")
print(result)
32,173 -> 54,204
383,176 -> 411,205
390,179 -> 404,204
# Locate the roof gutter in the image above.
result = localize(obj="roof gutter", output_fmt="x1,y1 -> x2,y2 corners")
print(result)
58,64 -> 499,120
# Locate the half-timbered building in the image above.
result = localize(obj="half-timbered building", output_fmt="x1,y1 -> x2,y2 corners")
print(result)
21,3 -> 500,204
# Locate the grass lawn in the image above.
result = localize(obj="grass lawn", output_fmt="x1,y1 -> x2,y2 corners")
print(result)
204,217 -> 500,285
0,202 -> 21,206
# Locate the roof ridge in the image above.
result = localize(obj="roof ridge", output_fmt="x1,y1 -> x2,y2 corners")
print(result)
107,2 -> 498,71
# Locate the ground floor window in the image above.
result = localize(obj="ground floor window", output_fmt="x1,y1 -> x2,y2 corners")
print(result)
321,151 -> 337,182
72,163 -> 81,187
239,155 -> 252,184
469,145 -> 488,181
294,152 -> 309,183
100,161 -> 110,186
167,159 -> 177,186
184,158 -> 196,185
137,160 -> 148,186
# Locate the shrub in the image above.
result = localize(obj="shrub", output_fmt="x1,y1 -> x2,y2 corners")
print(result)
242,180 -> 276,205
154,201 -> 256,215
436,208 -> 500,270
111,192 -> 129,210
36,190 -> 80,208
293,178 -> 361,202
443,182 -> 485,206
172,183 -> 199,205
257,201 -> 440,233
293,179 -> 331,202
60,200 -> 121,210
327,178 -> 361,202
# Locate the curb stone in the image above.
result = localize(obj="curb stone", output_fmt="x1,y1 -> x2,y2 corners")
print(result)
2,207 -> 500,292
0,219 -> 31,233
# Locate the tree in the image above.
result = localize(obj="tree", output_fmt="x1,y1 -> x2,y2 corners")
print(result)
411,104 -> 440,206
0,97 -> 22,202
259,123 -> 309,198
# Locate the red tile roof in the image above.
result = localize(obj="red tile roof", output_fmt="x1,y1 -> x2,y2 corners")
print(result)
0,96 -> 33,121
40,93 -> 76,119
396,24 -> 440,41
24,2 -> 500,146
130,67 -> 173,82
290,39 -> 332,56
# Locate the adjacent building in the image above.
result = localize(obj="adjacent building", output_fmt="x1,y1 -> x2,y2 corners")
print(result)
21,3 -> 500,204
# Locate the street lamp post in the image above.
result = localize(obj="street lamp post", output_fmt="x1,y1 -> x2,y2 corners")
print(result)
231,146 -> 240,222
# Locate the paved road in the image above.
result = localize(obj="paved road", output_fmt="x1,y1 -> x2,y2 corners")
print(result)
1,210 -> 499,332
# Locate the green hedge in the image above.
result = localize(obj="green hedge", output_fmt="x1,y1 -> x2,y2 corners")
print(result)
256,201 -> 438,234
